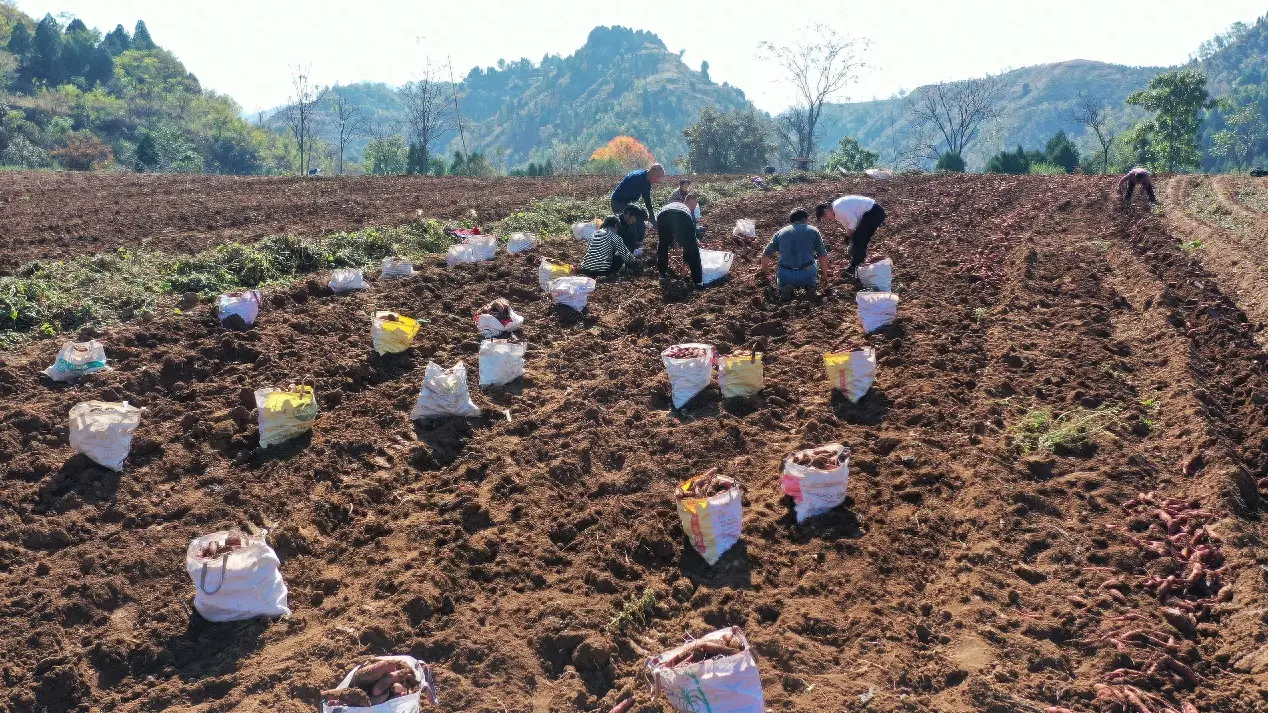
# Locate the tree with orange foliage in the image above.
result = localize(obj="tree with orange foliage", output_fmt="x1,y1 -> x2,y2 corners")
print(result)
590,136 -> 654,173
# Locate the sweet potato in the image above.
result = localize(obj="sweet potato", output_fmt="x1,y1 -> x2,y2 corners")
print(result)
321,687 -> 372,707
664,346 -> 707,359
478,298 -> 513,323
200,534 -> 247,559
663,636 -> 745,668
371,668 -> 418,696
791,446 -> 848,470
353,658 -> 406,686
677,469 -> 737,500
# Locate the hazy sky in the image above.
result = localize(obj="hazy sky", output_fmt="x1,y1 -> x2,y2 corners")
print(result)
13,0 -> 1266,113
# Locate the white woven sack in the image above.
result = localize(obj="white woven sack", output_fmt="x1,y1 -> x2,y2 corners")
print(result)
320,656 -> 439,713
865,168 -> 895,180
381,257 -> 415,279
825,348 -> 876,403
699,249 -> 734,284
648,627 -> 764,713
218,290 -> 261,325
506,232 -> 539,254
538,259 -> 574,291
677,479 -> 743,565
479,340 -> 526,387
732,219 -> 756,238
185,531 -> 290,622
857,258 -> 893,292
466,234 -> 498,260
547,276 -> 596,311
330,268 -> 368,293
410,362 -> 481,419
781,444 -> 850,523
857,291 -> 899,333
572,221 -> 598,242
69,401 -> 141,471
44,340 -> 109,382
475,309 -> 524,338
255,387 -> 318,448
445,244 -> 479,266
662,344 -> 715,409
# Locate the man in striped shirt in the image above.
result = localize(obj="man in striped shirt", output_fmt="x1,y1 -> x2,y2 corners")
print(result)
581,216 -> 638,277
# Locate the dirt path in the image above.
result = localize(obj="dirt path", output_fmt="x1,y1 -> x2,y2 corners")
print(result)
0,175 -> 1264,713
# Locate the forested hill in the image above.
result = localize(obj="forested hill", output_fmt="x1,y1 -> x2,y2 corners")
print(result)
1196,16 -> 1268,171
816,60 -> 1165,171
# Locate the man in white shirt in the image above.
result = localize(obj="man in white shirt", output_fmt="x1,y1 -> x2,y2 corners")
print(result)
656,194 -> 704,286
816,195 -> 886,276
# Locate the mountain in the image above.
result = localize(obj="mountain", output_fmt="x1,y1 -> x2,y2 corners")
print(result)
816,60 -> 1164,171
1195,16 -> 1268,170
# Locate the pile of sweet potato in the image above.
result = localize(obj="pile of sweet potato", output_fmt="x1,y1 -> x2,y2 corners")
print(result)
677,468 -> 737,500
661,632 -> 745,668
478,298 -> 514,325
664,346 -> 707,359
322,659 -> 422,707
199,534 -> 244,559
791,446 -> 847,470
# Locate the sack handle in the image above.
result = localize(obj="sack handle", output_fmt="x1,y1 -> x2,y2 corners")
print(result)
199,553 -> 230,595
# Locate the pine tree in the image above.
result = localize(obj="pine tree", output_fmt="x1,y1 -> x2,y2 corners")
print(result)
132,20 -> 156,51
85,46 -> 114,88
135,133 -> 160,171
1044,130 -> 1080,173
27,15 -> 63,87
700,60 -> 711,83
65,19 -> 88,34
102,24 -> 131,56
7,22 -> 30,57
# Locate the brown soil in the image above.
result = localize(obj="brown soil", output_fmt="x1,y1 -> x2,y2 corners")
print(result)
0,172 -> 617,271
0,174 -> 1266,713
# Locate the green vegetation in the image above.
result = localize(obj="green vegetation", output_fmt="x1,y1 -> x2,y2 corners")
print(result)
822,136 -> 878,173
1198,18 -> 1268,171
935,151 -> 965,172
1028,162 -> 1067,175
986,131 -> 1081,174
605,587 -> 657,634
1010,406 -> 1121,454
1125,70 -> 1214,172
681,107 -> 772,172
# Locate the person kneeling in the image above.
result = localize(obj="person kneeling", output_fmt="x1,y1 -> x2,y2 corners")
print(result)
759,208 -> 829,299
581,216 -> 640,277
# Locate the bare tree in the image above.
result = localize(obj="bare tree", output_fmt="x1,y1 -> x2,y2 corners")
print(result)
328,89 -> 368,175
908,75 -> 1004,162
1070,92 -> 1116,174
284,65 -> 322,174
400,57 -> 456,174
759,27 -> 868,162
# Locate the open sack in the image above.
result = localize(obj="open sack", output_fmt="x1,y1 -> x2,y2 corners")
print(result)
572,221 -> 598,242
381,257 -> 415,279
647,627 -> 764,713
44,340 -> 109,382
823,348 -> 876,403
321,655 -> 438,713
717,351 -> 763,399
781,444 -> 851,523
856,291 -> 899,333
330,268 -> 368,293
256,385 -> 318,448
677,471 -> 743,565
538,259 -> 573,291
856,258 -> 893,292
69,401 -> 142,471
547,276 -> 596,311
371,311 -> 421,355
479,339 -> 526,387
732,219 -> 756,238
662,344 -> 715,409
410,362 -> 481,419
185,531 -> 290,622
218,290 -> 261,326
506,232 -> 539,254
699,249 -> 735,285
474,299 -> 524,337
446,234 -> 498,266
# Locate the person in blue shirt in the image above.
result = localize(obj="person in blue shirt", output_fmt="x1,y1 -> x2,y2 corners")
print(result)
611,163 -> 665,248
759,208 -> 830,299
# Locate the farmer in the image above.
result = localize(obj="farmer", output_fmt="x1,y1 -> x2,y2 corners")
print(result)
1118,167 -> 1158,207
759,208 -> 830,299
667,178 -> 702,219
656,193 -> 704,286
581,216 -> 639,278
816,195 -> 885,277
614,205 -> 648,254
611,163 -> 665,249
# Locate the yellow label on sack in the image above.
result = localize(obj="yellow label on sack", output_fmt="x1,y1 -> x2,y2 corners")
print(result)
373,312 -> 421,354
264,386 -> 316,418
823,352 -> 858,390
719,353 -> 763,398
544,261 -> 572,279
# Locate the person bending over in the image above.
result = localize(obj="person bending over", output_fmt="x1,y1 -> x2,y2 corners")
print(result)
816,195 -> 885,276
581,216 -> 638,278
1118,167 -> 1158,208
760,208 -> 829,299
611,163 -> 665,248
656,193 -> 703,286
615,205 -> 648,254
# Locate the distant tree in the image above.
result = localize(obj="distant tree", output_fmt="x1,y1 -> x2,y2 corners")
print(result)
1044,130 -> 1080,173
909,75 -> 1003,166
327,90 -> 366,175
131,20 -> 156,51
759,27 -> 868,161
7,21 -> 30,56
427,155 -> 446,176
449,150 -> 464,175
134,131 -> 159,171
935,151 -> 965,172
1070,92 -> 1116,174
682,107 -> 771,172
27,14 -> 62,87
283,65 -> 321,174
1125,69 -> 1213,172
450,150 -> 492,176
65,19 -> 88,34
985,145 -> 1031,174
363,135 -> 407,174
101,24 -> 131,56
700,60 -> 710,83
51,132 -> 112,170
1211,101 -> 1266,172
591,135 -> 654,171
400,56 -> 456,180
822,135 -> 878,172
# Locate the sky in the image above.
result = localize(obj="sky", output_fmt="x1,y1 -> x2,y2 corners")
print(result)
12,0 -> 1267,114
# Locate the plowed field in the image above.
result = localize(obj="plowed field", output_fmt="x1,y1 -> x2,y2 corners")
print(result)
1,174 -> 1266,713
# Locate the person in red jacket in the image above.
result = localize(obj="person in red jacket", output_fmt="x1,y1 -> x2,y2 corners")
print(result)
1119,167 -> 1158,208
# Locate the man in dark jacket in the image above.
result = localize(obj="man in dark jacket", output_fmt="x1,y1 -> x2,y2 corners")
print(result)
656,193 -> 703,286
611,163 -> 664,249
